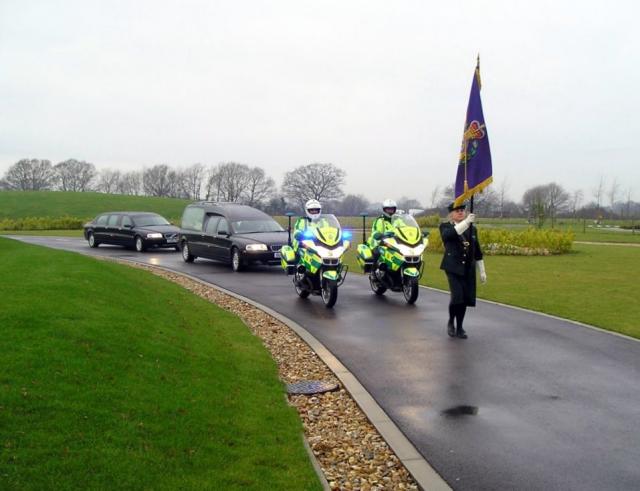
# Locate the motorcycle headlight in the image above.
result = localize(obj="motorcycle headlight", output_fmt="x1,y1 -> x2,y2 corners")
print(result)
146,233 -> 163,239
246,243 -> 267,251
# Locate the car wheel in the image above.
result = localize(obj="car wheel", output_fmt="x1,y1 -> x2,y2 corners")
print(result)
231,247 -> 244,272
181,241 -> 195,263
88,232 -> 99,248
135,236 -> 146,252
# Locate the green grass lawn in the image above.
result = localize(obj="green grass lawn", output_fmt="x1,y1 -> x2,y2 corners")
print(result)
0,237 -> 320,490
344,243 -> 640,339
0,191 -> 189,221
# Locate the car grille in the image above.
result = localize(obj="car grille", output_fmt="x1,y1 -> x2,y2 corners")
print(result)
164,233 -> 178,241
405,256 -> 421,264
270,245 -> 283,252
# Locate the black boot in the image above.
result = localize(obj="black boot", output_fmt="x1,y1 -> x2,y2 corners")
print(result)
447,320 -> 455,337
455,305 -> 468,339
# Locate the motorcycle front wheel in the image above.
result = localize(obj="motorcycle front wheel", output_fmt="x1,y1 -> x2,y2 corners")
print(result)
369,272 -> 387,295
294,271 -> 310,298
321,278 -> 338,308
403,276 -> 419,304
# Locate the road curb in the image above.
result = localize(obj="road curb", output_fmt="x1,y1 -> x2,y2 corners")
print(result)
112,258 -> 451,491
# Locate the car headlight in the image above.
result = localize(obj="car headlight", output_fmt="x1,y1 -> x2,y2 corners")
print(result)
246,243 -> 267,251
146,233 -> 163,239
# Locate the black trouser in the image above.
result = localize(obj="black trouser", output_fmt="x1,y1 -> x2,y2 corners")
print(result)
448,303 -> 467,329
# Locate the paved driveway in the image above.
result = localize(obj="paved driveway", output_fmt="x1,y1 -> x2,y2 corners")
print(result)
9,235 -> 640,490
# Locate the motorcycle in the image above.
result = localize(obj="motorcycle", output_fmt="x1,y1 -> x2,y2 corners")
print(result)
280,213 -> 351,308
356,213 -> 428,304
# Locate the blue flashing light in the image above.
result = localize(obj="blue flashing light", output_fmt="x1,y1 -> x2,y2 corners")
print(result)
303,229 -> 315,239
342,230 -> 352,240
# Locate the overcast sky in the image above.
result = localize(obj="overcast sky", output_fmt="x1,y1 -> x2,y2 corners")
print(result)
1,0 -> 638,204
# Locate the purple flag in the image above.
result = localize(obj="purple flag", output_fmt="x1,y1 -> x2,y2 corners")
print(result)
454,59 -> 493,207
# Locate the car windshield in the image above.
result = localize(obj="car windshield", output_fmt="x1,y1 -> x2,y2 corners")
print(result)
232,219 -> 284,234
133,215 -> 170,227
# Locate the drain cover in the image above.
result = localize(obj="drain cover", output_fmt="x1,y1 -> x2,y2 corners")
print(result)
287,380 -> 339,395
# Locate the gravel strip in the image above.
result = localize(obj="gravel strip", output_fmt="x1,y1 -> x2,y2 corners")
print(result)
106,259 -> 418,490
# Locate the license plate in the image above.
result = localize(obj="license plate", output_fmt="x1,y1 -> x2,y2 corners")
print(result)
167,239 -> 177,243
274,252 -> 281,258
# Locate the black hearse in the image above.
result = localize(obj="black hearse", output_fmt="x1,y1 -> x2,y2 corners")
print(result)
179,202 -> 288,271
84,212 -> 180,252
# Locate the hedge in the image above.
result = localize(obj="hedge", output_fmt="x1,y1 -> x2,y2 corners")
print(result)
0,216 -> 87,231
424,226 -> 574,255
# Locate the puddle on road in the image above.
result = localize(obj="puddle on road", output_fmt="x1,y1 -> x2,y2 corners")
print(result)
441,405 -> 479,417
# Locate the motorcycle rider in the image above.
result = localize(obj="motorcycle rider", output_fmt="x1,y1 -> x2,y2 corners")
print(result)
293,199 -> 323,254
367,199 -> 398,258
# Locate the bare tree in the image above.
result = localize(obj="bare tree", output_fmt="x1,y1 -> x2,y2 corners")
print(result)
625,188 -> 633,219
281,163 -> 346,208
97,169 -> 121,194
3,159 -> 56,190
244,166 -> 275,207
592,175 -> 606,209
436,185 -> 454,209
608,177 -> 620,212
429,185 -> 440,209
473,188 -> 499,217
178,163 -> 205,200
397,196 -> 423,212
205,164 -> 223,201
264,195 -> 289,215
117,171 -> 142,195
522,182 -> 569,228
54,159 -> 96,192
336,194 -> 370,216
498,177 -> 510,218
547,182 -> 569,227
570,189 -> 584,218
143,164 -> 173,197
206,162 -> 252,202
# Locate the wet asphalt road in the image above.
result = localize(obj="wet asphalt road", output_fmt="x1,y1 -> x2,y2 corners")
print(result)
9,235 -> 640,490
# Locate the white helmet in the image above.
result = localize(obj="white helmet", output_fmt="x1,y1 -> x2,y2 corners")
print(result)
305,199 -> 322,221
382,199 -> 397,218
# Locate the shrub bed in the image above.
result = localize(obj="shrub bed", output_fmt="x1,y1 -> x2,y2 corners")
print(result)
425,226 -> 574,255
0,216 -> 87,230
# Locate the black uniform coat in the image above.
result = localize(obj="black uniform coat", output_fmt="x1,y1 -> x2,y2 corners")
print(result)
439,221 -> 483,306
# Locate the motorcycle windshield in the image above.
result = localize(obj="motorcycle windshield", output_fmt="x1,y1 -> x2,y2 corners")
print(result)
391,214 -> 422,245
308,214 -> 342,246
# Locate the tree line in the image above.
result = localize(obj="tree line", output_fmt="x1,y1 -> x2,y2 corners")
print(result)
0,158 -> 637,222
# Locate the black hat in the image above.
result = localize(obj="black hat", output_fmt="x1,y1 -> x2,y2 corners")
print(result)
447,202 -> 466,212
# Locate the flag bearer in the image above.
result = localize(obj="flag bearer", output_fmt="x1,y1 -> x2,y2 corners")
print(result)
439,202 -> 487,339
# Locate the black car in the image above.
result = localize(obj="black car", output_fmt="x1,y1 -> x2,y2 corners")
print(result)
179,202 -> 288,271
84,212 -> 181,252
